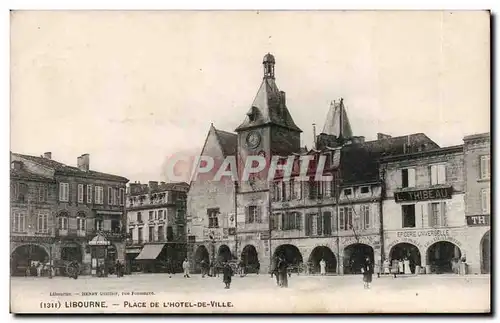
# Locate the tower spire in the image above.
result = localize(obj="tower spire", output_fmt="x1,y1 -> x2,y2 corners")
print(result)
263,53 -> 275,79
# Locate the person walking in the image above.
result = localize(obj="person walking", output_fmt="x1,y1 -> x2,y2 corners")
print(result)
383,258 -> 391,276
222,262 -> 234,289
398,258 -> 404,274
319,259 -> 326,276
166,259 -> 175,278
361,257 -> 374,289
278,257 -> 288,288
200,259 -> 207,278
255,261 -> 260,275
182,258 -> 190,278
115,260 -> 122,277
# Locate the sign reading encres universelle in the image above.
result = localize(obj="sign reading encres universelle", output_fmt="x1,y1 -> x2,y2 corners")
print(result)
394,186 -> 453,203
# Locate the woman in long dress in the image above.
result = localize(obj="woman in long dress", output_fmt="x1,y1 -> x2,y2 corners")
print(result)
319,259 -> 326,276
404,258 -> 411,274
398,259 -> 404,274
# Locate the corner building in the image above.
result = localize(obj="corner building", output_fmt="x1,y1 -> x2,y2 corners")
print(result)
462,133 -> 490,274
380,145 -> 467,274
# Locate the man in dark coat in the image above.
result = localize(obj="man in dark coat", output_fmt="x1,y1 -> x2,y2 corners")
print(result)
222,262 -> 234,289
278,257 -> 288,288
200,259 -> 208,278
362,257 -> 374,289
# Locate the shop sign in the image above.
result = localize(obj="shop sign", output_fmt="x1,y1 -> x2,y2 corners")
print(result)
423,236 -> 462,249
387,238 -> 423,251
396,229 -> 450,238
394,186 -> 453,203
466,215 -> 490,226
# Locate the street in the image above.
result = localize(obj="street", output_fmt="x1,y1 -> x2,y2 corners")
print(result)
10,273 -> 490,313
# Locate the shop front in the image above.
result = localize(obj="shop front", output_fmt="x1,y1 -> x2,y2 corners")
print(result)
384,228 -> 467,274
88,234 -> 113,277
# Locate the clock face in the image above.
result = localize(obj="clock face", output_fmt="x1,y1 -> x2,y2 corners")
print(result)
246,131 -> 261,149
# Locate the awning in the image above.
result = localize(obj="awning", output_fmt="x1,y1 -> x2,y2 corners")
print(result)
135,244 -> 165,260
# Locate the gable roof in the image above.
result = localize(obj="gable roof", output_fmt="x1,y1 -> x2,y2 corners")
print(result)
12,153 -> 129,182
235,78 -> 302,132
10,167 -> 55,182
214,128 -> 237,157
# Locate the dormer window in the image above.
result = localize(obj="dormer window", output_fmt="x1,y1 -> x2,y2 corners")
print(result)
247,106 -> 258,122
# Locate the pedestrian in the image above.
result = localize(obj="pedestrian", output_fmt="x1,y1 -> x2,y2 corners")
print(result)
182,258 -> 190,278
166,259 -> 175,278
398,258 -> 404,274
278,257 -> 288,288
383,258 -> 390,276
361,257 -> 373,289
319,259 -> 326,276
222,262 -> 234,289
255,261 -> 260,275
404,257 -> 411,275
115,260 -> 123,277
200,259 -> 207,278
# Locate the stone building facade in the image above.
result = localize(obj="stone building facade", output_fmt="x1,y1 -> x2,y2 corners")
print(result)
380,145 -> 466,274
186,53 -> 441,274
10,152 -> 128,276
126,181 -> 188,273
462,133 -> 490,274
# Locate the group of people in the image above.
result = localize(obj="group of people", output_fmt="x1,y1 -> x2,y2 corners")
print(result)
271,256 -> 290,288
379,257 -> 412,277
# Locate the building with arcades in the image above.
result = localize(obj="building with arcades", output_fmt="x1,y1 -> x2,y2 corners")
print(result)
462,133 -> 490,274
380,144 -> 467,274
186,53 -> 440,275
10,152 -> 128,276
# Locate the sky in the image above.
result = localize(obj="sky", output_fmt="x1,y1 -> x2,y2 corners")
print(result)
10,11 -> 490,183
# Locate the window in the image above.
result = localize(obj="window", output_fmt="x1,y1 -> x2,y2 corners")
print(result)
167,226 -> 174,241
137,212 -> 142,223
402,168 -> 416,188
481,189 -> 490,214
148,227 -> 154,242
108,187 -> 113,205
17,183 -> 28,202
77,217 -> 86,231
283,181 -> 290,201
37,213 -> 49,233
322,211 -> 332,235
305,213 -> 324,236
164,209 -> 167,220
95,219 -> 103,231
138,227 -> 143,243
78,184 -> 84,203
308,181 -> 318,199
273,182 -> 282,202
480,155 -> 490,180
430,164 -> 446,185
129,228 -> 134,240
95,186 -> 104,204
271,213 -> 280,230
344,188 -> 352,196
158,210 -> 163,219
292,180 -> 302,200
339,207 -> 353,231
323,179 -> 332,197
281,212 -> 302,231
428,202 -> 447,227
38,184 -> 48,202
119,188 -> 125,206
12,213 -> 26,233
402,204 -> 416,228
111,220 -> 120,233
149,211 -> 154,221
87,185 -> 92,203
59,183 -> 69,202
58,217 -> 68,230
360,186 -> 370,194
208,208 -> 219,228
158,226 -> 164,241
246,205 -> 261,224
361,205 -> 371,229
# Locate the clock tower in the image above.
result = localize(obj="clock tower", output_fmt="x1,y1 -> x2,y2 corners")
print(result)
235,53 -> 302,191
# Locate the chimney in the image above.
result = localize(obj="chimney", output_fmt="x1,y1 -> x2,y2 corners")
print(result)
78,154 -> 90,172
149,181 -> 159,191
43,152 -> 52,160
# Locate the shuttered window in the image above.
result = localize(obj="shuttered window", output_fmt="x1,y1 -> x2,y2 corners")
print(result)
37,213 -> 49,233
323,211 -> 332,235
481,189 -> 490,214
480,155 -> 490,180
87,185 -> 93,203
78,184 -> 84,203
59,183 -> 69,202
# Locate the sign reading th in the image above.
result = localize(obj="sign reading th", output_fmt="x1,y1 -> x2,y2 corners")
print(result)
466,215 -> 490,226
394,186 -> 453,203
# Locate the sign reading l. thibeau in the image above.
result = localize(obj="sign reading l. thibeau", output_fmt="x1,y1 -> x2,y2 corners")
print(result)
466,215 -> 490,226
394,186 -> 453,203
